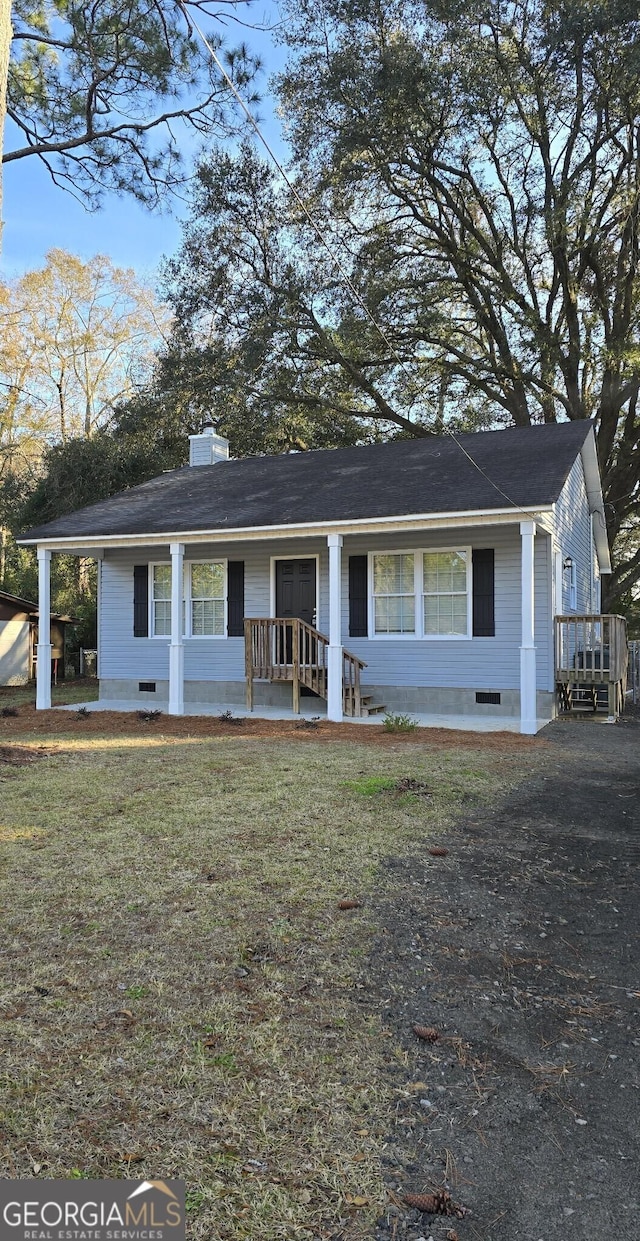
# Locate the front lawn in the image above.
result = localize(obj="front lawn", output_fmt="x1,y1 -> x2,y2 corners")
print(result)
0,723 -> 530,1239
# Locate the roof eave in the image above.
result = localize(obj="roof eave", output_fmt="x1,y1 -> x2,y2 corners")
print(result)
18,504 -> 556,552
580,429 -> 612,573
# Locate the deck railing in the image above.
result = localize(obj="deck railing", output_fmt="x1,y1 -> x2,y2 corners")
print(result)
244,617 -> 366,714
554,614 -> 628,684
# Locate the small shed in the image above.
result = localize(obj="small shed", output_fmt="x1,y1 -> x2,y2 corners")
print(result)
0,590 -> 77,685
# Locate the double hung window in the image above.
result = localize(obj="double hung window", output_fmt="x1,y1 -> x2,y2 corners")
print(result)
151,565 -> 172,636
423,551 -> 468,636
372,553 -> 416,634
150,560 -> 227,637
371,549 -> 470,638
190,562 -> 225,636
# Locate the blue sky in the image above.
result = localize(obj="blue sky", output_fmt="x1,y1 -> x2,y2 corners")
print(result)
1,4 -> 287,284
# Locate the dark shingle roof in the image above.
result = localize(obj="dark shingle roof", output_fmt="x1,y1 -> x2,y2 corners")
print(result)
21,422 -> 593,542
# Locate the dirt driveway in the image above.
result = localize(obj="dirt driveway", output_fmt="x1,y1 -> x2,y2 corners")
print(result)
370,711 -> 639,1241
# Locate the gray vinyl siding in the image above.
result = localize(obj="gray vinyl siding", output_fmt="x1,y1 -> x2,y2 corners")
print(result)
343,527 -> 549,692
100,538 -> 329,686
554,453 -> 597,612
99,524 -> 550,692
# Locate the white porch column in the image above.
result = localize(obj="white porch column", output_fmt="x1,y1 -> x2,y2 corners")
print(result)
327,533 -> 343,722
36,546 -> 52,710
520,520 -> 537,734
168,542 -> 185,716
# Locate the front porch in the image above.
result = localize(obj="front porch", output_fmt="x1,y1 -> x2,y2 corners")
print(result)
36,519 -> 552,735
54,695 -> 525,732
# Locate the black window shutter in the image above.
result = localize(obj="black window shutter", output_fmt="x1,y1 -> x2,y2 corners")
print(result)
133,565 -> 149,637
227,561 -> 245,637
348,555 -> 368,637
472,549 -> 495,637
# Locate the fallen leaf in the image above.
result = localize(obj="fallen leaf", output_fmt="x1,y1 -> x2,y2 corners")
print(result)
345,1194 -> 369,1207
337,899 -> 362,910
116,1009 -> 134,1019
428,846 -> 449,857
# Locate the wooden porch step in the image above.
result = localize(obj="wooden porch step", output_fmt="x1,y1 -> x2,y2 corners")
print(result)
558,682 -> 612,714
359,695 -> 386,716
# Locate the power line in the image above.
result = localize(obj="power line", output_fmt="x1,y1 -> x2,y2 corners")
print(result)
179,1 -> 537,516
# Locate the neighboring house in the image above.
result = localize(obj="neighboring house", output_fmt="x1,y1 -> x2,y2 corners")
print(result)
19,422 -> 612,733
0,590 -> 75,685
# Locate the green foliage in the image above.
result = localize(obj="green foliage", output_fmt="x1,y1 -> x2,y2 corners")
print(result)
6,1 -> 261,207
382,713 -> 418,734
158,0 -> 640,605
344,775 -> 397,796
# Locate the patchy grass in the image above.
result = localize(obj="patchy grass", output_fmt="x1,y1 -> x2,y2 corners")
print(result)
0,729 -> 523,1239
0,679 -> 97,710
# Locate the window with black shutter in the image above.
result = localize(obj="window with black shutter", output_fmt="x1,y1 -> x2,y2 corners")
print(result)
472,549 -> 495,637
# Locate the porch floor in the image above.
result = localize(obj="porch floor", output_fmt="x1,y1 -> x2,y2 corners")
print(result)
54,698 -> 537,733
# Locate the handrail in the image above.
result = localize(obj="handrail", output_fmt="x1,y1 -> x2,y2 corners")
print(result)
244,617 -> 366,713
554,614 -> 628,685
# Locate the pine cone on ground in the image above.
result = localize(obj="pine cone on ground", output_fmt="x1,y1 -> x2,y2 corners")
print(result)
413,1024 -> 440,1042
403,1189 -> 465,1217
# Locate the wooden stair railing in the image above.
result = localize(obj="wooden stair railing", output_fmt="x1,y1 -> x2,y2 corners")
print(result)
244,617 -> 367,715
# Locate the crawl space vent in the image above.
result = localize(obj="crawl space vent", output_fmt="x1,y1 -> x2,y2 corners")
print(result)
139,682 -> 156,693
476,691 -> 501,705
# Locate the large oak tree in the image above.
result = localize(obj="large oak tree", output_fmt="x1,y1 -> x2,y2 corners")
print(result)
164,0 -> 640,609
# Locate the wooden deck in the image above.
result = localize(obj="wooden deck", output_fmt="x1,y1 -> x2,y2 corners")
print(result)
555,614 -> 628,717
244,618 -> 371,716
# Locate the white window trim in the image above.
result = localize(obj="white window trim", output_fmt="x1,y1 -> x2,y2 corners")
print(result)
149,561 -> 172,639
368,547 -> 473,640
148,559 -> 228,639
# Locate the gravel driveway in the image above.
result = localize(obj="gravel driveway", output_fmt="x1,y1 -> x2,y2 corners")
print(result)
371,709 -> 640,1241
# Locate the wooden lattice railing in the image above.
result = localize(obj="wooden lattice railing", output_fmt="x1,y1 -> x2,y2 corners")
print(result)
244,618 -> 366,714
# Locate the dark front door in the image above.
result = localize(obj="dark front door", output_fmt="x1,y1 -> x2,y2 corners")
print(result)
275,559 -> 316,627
275,559 -> 317,677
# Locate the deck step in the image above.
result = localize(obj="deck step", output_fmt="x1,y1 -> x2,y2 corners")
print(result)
559,683 -> 612,714
361,702 -> 387,716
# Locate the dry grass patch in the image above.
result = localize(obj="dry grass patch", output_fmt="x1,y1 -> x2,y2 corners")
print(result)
0,732 -> 521,1239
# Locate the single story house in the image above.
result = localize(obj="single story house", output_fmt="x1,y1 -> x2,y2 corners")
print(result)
19,421 -> 612,733
0,590 -> 76,685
